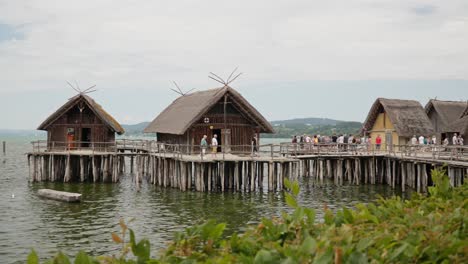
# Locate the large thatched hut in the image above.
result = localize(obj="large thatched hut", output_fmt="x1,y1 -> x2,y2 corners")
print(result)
425,99 -> 467,143
144,86 -> 274,152
363,98 -> 434,146
38,94 -> 124,150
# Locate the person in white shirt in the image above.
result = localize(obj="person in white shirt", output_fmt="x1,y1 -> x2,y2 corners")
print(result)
411,135 -> 418,145
452,133 -> 459,145
212,134 -> 218,155
458,135 -> 464,146
418,135 -> 425,145
443,138 -> 449,146
431,135 -> 437,145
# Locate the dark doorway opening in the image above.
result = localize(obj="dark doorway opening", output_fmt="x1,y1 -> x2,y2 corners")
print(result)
212,129 -> 222,152
81,128 -> 91,148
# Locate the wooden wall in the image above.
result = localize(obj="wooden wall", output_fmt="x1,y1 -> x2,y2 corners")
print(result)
46,100 -> 115,148
157,98 -> 261,151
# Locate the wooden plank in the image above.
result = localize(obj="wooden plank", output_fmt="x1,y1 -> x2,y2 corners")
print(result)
38,189 -> 81,203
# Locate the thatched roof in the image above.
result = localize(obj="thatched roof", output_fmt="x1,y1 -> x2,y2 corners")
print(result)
448,115 -> 468,134
144,86 -> 274,135
38,94 -> 125,134
447,104 -> 468,134
425,99 -> 467,129
363,98 -> 434,137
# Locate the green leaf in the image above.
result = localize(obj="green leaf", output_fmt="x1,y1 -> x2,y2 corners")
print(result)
292,181 -> 300,197
389,243 -> 409,261
135,239 -> 151,263
347,251 -> 368,264
284,178 -> 292,190
356,237 -> 373,252
300,236 -> 317,255
285,192 -> 298,208
210,223 -> 226,241
74,251 -> 97,264
53,252 -> 71,264
314,248 -> 333,264
304,208 -> 316,226
254,250 -> 274,264
27,250 -> 39,264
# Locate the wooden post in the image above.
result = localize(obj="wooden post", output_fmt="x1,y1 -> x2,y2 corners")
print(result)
207,163 -> 212,192
80,156 -> 85,182
250,161 -> 256,192
50,155 -> 55,182
268,162 -> 274,191
319,159 -> 324,185
401,162 -> 406,192
234,162 -> 240,191
64,155 -> 71,182
220,162 -> 224,192
2,141 -> 5,154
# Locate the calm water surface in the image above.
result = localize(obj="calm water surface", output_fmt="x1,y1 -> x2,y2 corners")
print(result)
0,137 -> 409,263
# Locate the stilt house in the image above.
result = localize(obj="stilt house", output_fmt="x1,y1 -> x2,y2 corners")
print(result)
144,86 -> 274,152
38,94 -> 124,150
425,99 -> 467,143
363,98 -> 434,146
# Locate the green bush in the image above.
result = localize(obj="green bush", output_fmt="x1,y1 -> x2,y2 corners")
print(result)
28,167 -> 467,263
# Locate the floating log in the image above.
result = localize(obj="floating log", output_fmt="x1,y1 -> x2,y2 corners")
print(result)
38,189 -> 81,203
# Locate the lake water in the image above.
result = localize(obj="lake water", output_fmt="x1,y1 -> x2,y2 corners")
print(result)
0,137 -> 409,263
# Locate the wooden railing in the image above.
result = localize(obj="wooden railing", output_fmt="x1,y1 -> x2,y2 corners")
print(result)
30,140 -> 117,154
30,140 -> 468,162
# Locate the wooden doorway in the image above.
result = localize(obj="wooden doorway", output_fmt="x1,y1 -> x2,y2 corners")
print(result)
81,128 -> 91,148
212,129 -> 222,152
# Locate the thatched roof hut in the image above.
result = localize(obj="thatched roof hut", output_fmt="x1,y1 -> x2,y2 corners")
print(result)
425,99 -> 467,135
144,86 -> 273,151
363,98 -> 434,145
38,94 -> 124,150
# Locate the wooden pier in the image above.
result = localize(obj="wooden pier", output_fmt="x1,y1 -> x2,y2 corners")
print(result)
27,140 -> 467,193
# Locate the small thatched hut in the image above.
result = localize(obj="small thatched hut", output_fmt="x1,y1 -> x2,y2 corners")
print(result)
425,99 -> 467,143
447,105 -> 468,143
38,94 -> 124,150
144,86 -> 274,152
363,98 -> 434,146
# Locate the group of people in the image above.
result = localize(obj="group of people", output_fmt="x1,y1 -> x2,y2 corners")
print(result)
200,134 -> 218,156
410,134 -> 464,146
291,134 -> 365,145
410,135 -> 438,145
200,134 -> 259,156
291,132 -> 465,153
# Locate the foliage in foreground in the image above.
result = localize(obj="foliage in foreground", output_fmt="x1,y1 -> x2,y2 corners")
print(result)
28,168 -> 467,263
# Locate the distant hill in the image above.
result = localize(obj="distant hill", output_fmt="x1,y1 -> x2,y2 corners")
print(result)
121,118 -> 362,138
271,117 -> 346,126
121,122 -> 151,135
265,117 -> 362,138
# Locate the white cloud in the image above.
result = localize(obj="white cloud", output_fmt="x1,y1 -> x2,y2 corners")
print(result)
0,0 -> 467,92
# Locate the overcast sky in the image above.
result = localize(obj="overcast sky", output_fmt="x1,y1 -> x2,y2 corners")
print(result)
0,0 -> 467,129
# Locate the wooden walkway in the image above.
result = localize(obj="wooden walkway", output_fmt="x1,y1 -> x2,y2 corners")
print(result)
27,140 -> 467,193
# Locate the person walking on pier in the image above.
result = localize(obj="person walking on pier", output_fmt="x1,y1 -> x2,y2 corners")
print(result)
376,134 -> 382,151
200,135 -> 208,157
452,133 -> 459,145
252,135 -> 258,154
212,134 -> 218,156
